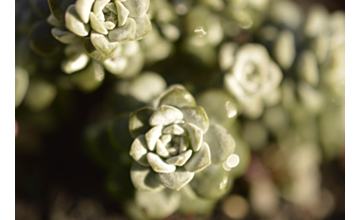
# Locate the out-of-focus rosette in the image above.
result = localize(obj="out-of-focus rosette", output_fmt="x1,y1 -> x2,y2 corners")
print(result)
221,43 -> 283,119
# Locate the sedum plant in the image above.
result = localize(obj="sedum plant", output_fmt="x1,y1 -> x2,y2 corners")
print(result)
50,0 -> 151,57
45,0 -> 151,77
221,43 -> 283,119
128,85 -> 236,192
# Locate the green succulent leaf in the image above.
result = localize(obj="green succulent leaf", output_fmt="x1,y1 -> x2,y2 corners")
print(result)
166,150 -> 193,166
108,18 -> 136,42
145,124 -> 163,151
75,0 -> 95,23
129,107 -> 155,138
163,124 -> 185,135
204,123 -> 235,164
103,57 -> 128,74
48,0 -> 76,22
24,80 -> 57,112
190,164 -> 229,200
90,31 -> 119,57
130,162 -> 164,192
157,168 -> 195,191
61,44 -> 90,74
108,114 -> 133,154
30,0 -> 51,19
183,123 -> 203,152
129,135 -> 149,166
180,106 -> 209,133
178,185 -> 217,215
89,12 -> 108,35
51,28 -> 82,44
70,59 -> 104,92
122,0 -> 150,18
196,89 -> 238,129
15,66 -> 29,108
65,5 -> 90,37
147,152 -> 176,173
133,189 -> 180,219
29,20 -> 63,56
184,142 -> 211,172
83,37 -> 105,60
133,14 -> 152,39
157,87 -> 197,108
127,72 -> 167,103
149,105 -> 184,126
115,0 -> 130,26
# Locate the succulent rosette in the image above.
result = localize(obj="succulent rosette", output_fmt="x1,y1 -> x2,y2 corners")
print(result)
128,85 -> 236,192
50,0 -> 151,57
46,0 -> 150,77
221,43 -> 283,119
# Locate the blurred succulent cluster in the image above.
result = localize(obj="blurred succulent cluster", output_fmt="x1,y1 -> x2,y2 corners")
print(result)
16,0 -> 345,220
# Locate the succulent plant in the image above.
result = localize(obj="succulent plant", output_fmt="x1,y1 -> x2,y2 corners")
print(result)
128,85 -> 236,192
221,43 -> 283,119
45,0 -> 149,77
50,0 -> 151,57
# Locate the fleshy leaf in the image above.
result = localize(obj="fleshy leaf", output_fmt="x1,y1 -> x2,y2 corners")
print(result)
297,50 -> 319,87
145,124 -> 163,151
61,52 -> 89,74
108,18 -> 136,42
184,142 -> 211,172
51,28 -> 81,44
178,185 -> 217,215
149,105 -> 183,126
157,168 -> 195,191
163,124 -> 185,135
130,162 -> 164,192
89,12 -> 108,35
190,164 -> 229,200
180,106 -> 209,133
30,0 -> 51,19
93,0 -> 110,15
204,123 -> 235,164
65,5 -> 90,37
129,107 -> 155,138
48,0 -> 76,22
147,152 -> 176,173
158,87 -> 196,108
196,89 -> 238,129
90,31 -> 119,56
166,150 -> 193,166
83,37 -> 104,60
133,14 -> 152,39
156,140 -> 170,158
127,72 -> 167,103
24,80 -> 57,112
108,114 -> 133,154
75,0 -> 95,23
122,0 -> 150,18
115,0 -> 130,26
161,134 -> 172,146
70,59 -> 104,92
29,21 -> 62,56
129,135 -> 149,166
103,57 -> 128,74
132,189 -> 180,219
184,123 -> 203,152
15,66 -> 29,108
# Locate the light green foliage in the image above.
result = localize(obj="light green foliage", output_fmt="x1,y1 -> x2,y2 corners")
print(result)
128,86 -> 236,199
222,43 -> 283,119
24,79 -> 57,112
15,66 -> 29,108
